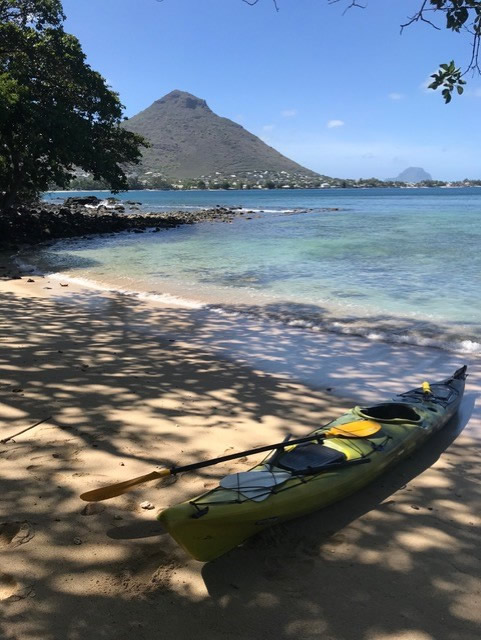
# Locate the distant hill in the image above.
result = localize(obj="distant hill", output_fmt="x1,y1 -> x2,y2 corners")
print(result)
393,167 -> 432,183
122,90 -> 318,180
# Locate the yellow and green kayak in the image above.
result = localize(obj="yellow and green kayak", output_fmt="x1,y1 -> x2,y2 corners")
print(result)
158,366 -> 467,562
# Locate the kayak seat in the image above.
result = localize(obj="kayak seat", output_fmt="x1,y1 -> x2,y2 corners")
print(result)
276,444 -> 346,476
358,403 -> 421,422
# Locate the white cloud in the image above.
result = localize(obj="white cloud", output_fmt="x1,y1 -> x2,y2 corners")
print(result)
281,109 -> 297,117
327,119 -> 345,129
262,124 -> 275,131
388,92 -> 404,100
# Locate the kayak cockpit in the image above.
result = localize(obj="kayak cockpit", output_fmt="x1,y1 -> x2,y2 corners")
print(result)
276,444 -> 347,475
356,403 -> 422,423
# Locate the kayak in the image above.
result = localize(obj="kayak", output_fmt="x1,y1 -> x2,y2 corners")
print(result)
157,366 -> 467,561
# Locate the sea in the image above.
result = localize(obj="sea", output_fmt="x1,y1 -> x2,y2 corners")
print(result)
26,187 -> 481,355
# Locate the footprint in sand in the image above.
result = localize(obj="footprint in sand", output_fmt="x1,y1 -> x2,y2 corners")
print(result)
0,573 -> 19,600
0,522 -> 35,549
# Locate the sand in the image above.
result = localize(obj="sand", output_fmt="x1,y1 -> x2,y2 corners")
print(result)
0,271 -> 480,640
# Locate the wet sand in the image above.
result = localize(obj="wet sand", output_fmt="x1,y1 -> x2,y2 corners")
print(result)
1,272 -> 480,640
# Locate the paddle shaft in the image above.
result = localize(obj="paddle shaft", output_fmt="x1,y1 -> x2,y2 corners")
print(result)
162,421 -> 379,475
80,421 -> 380,501
170,432 -> 331,475
80,433 -> 332,501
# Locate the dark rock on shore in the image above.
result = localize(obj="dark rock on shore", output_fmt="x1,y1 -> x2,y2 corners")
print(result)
64,196 -> 125,212
64,196 -> 101,207
0,202 -> 242,247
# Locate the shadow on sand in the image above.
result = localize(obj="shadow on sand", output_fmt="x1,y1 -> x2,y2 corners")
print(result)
1,285 -> 480,640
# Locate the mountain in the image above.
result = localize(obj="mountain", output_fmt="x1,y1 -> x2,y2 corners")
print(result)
393,167 -> 432,183
122,90 -> 318,179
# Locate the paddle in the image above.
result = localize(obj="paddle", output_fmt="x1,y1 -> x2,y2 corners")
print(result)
80,419 -> 381,502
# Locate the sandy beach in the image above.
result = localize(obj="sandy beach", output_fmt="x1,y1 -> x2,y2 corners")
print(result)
1,271 -> 480,640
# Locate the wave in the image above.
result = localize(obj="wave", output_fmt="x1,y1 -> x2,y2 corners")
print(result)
209,303 -> 481,355
237,208 -> 302,214
147,205 -> 205,210
39,270 -> 481,356
46,273 -> 206,309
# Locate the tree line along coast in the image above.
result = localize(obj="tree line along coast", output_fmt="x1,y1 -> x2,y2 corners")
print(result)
66,172 -> 481,191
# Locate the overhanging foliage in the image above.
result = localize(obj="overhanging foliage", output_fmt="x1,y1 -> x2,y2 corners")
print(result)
0,0 -> 147,209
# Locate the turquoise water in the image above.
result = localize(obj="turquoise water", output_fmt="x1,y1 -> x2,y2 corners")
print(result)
35,188 -> 481,353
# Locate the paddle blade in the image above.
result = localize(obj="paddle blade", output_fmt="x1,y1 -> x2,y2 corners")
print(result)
80,469 -> 170,502
326,420 -> 381,438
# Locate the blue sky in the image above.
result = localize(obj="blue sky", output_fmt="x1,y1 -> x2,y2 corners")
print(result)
62,0 -> 481,180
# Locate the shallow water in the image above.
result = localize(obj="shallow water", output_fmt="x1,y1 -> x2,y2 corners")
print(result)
32,188 -> 481,354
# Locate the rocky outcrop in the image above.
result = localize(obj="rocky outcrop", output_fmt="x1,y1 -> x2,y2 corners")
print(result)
0,201 -> 242,247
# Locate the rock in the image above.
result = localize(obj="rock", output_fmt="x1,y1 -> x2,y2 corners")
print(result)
73,537 -> 82,545
140,501 -> 155,510
64,196 -> 100,207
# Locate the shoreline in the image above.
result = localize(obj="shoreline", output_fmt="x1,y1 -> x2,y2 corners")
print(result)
1,272 -> 480,639
17,187 -> 481,360
13,257 -> 481,357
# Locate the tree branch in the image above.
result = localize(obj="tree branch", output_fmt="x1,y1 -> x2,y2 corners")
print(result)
241,0 -> 279,10
328,0 -> 366,14
400,1 -> 441,33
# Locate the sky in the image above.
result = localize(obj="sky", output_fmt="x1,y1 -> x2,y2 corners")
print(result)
62,0 -> 481,180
